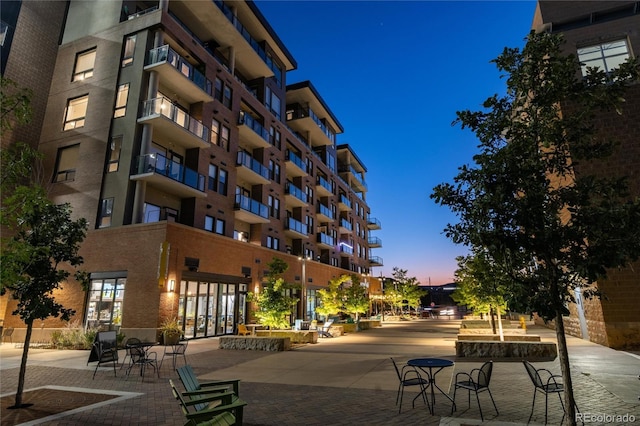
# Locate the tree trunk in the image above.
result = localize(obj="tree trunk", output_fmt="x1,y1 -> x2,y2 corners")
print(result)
496,305 -> 504,342
13,321 -> 33,408
555,309 -> 576,425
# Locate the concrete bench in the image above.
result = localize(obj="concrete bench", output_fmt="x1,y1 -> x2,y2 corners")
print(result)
255,330 -> 318,344
457,334 -> 541,342
219,336 -> 291,351
455,340 -> 557,361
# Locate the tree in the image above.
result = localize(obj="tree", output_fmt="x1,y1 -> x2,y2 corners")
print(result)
1,77 -> 89,408
341,275 -> 369,321
391,267 -> 426,314
451,250 -> 511,335
249,258 -> 299,330
431,31 -> 640,425
316,275 -> 349,320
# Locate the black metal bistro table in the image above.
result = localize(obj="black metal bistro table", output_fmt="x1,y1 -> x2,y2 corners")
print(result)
125,341 -> 159,379
407,358 -> 456,414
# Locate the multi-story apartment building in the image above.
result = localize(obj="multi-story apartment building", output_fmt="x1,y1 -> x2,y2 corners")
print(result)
1,0 -> 383,342
532,1 -> 640,349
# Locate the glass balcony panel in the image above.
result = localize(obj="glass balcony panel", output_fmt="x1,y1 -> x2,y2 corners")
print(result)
135,153 -> 205,192
234,194 -> 268,219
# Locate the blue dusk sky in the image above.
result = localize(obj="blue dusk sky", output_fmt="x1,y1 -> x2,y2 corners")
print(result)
255,0 -> 538,285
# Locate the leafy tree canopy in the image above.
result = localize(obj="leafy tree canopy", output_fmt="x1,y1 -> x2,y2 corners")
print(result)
249,258 -> 299,329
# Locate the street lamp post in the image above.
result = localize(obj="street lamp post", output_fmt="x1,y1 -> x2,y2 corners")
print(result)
298,255 -> 310,321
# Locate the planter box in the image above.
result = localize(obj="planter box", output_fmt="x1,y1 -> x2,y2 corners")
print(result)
219,336 -> 291,351
455,340 -> 557,361
461,328 -> 527,335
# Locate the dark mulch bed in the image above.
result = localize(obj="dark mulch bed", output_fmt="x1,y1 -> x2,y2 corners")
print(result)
1,388 -> 117,425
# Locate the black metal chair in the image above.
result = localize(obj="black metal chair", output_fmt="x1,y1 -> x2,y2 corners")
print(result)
160,339 -> 188,370
451,360 -> 498,421
523,360 -> 576,424
390,357 -> 430,414
125,340 -> 159,380
120,337 -> 141,370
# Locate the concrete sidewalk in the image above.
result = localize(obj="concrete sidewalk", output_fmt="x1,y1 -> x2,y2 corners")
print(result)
1,320 -> 638,425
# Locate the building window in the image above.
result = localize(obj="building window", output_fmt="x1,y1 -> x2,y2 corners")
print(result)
0,20 -> 9,47
268,195 -> 280,219
221,125 -> 230,150
98,198 -> 114,228
113,83 -> 129,118
208,164 -> 228,195
578,39 -> 630,76
143,202 -> 161,223
72,48 -> 96,82
122,35 -> 136,67
269,160 -> 280,183
63,95 -> 88,130
223,85 -> 232,109
215,218 -> 225,235
305,216 -> 313,236
107,136 -> 122,172
214,77 -> 223,101
211,118 -> 220,145
267,236 -> 280,251
53,144 -> 80,182
205,215 -> 214,231
87,277 -> 125,329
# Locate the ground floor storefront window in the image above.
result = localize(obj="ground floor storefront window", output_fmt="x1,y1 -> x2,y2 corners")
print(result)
86,276 -> 125,331
178,280 -> 247,339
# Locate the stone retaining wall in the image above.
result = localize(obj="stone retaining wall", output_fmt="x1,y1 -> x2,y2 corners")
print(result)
455,340 -> 557,361
255,330 -> 318,344
457,334 -> 541,342
461,328 -> 527,335
219,336 -> 291,351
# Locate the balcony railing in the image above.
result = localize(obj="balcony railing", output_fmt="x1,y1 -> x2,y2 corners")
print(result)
317,203 -> 334,221
135,153 -> 205,191
340,219 -> 353,232
316,175 -> 332,194
286,104 -> 336,144
140,96 -> 210,142
286,217 -> 308,235
367,216 -> 381,229
317,232 -> 335,247
339,194 -> 351,209
285,182 -> 308,203
234,194 -> 268,219
147,45 -> 212,96
238,111 -> 270,141
339,241 -> 354,255
285,150 -> 307,173
236,151 -> 270,180
368,236 -> 382,247
369,256 -> 384,266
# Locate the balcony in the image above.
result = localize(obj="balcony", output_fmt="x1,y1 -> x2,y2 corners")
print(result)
316,203 -> 334,222
284,182 -> 308,208
286,103 -> 335,147
138,97 -> 211,149
131,153 -> 206,198
236,151 -> 270,185
339,165 -> 367,193
338,241 -> 354,256
284,217 -> 308,239
234,194 -> 270,224
316,175 -> 333,197
238,111 -> 270,150
339,219 -> 352,234
316,232 -> 335,249
369,256 -> 384,267
367,216 -> 381,230
338,194 -> 352,211
285,150 -> 307,177
368,236 -> 382,248
145,45 -> 213,104
169,1 -> 274,81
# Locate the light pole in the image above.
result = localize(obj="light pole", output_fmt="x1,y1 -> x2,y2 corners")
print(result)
298,255 -> 310,320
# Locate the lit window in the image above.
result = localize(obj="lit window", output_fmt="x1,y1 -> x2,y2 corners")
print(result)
578,39 -> 630,76
72,49 -> 96,82
63,95 -> 88,130
220,125 -> 230,150
98,198 -> 114,228
87,277 -> 125,329
211,118 -> 220,145
122,35 -> 136,67
107,136 -> 122,172
53,144 -> 80,182
114,83 -> 129,118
